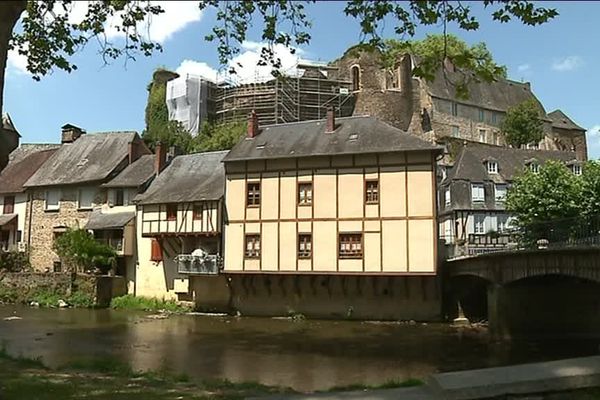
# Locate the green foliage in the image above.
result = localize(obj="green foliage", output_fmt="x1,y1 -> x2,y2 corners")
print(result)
580,161 -> 600,219
66,290 -> 95,308
324,378 -> 423,392
29,289 -> 63,308
192,121 -> 246,152
501,99 -> 545,148
0,251 -> 30,272
53,228 -> 116,274
0,286 -> 20,304
110,295 -> 192,313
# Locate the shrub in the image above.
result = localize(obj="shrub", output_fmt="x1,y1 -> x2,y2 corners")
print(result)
110,295 -> 192,313
53,228 -> 116,273
0,251 -> 30,272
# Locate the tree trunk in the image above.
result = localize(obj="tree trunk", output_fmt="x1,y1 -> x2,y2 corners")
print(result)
0,1 -> 27,117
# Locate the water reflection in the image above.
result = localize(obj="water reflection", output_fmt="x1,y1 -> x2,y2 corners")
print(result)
0,305 -> 598,391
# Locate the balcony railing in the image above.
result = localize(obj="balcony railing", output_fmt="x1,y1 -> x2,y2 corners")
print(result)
175,254 -> 222,275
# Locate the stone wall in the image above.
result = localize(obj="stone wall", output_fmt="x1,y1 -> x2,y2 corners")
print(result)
26,188 -> 106,271
549,126 -> 588,161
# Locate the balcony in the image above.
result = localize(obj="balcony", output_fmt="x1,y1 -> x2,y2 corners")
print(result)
175,254 -> 222,275
95,237 -> 124,254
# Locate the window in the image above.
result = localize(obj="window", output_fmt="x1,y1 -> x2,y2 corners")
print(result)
298,182 -> 313,206
3,196 -> 14,214
471,183 -> 485,203
451,102 -> 458,116
444,187 -> 451,206
351,65 -> 360,91
479,129 -> 486,143
245,234 -> 260,258
529,163 -> 539,174
114,189 -> 125,206
495,184 -> 507,204
298,234 -> 312,259
492,131 -> 499,145
78,188 -> 95,210
474,215 -> 485,234
451,126 -> 459,137
166,204 -> 177,221
478,109 -> 485,122
497,215 -> 509,232
491,113 -> 497,124
45,190 -> 60,211
487,161 -> 498,174
572,164 -> 582,176
339,233 -> 363,259
365,180 -> 379,204
150,239 -> 163,262
193,203 -> 203,220
246,182 -> 260,207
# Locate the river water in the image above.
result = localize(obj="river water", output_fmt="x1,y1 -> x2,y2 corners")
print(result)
0,305 -> 598,392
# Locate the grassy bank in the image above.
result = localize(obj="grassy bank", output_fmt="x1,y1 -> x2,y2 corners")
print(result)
0,348 -> 291,399
110,294 -> 193,313
0,286 -> 94,308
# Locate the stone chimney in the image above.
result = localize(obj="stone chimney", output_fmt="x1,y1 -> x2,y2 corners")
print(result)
247,110 -> 259,138
154,142 -> 166,175
325,107 -> 336,133
61,124 -> 85,144
128,140 -> 143,165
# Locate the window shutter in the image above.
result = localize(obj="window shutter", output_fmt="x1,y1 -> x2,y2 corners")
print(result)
150,239 -> 163,262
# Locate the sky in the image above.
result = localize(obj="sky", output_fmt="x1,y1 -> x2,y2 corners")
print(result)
4,1 -> 600,158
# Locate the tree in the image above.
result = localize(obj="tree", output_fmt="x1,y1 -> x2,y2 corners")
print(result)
1,1 -> 558,116
500,99 -> 545,148
505,160 -> 582,245
192,121 -> 247,153
142,68 -> 193,151
580,161 -> 600,219
53,228 -> 116,274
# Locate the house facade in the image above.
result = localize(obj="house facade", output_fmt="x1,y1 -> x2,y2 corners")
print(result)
439,140 -> 578,257
134,149 -> 230,308
0,145 -> 59,251
23,125 -> 150,271
219,112 -> 443,320
332,50 -> 587,160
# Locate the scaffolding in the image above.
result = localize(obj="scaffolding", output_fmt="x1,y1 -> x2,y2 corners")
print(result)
213,62 -> 355,126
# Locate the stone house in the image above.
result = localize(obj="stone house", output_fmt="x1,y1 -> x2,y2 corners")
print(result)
439,140 -> 579,258
85,152 -> 156,292
220,111 -> 443,320
23,124 -> 151,271
331,50 -> 587,160
0,145 -> 59,251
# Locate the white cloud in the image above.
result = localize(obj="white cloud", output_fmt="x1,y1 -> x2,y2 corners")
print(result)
552,56 -> 583,72
6,48 -> 30,77
587,125 -> 600,160
517,64 -> 531,73
175,40 -> 307,84
104,1 -> 203,44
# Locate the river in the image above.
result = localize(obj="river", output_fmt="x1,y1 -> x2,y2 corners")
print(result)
0,305 -> 598,392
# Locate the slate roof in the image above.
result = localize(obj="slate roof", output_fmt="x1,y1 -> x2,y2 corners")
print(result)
136,151 -> 227,205
548,109 -> 585,131
223,116 -> 442,162
25,132 -> 138,187
103,154 -> 155,188
426,68 -> 548,116
445,141 -> 577,184
85,210 -> 135,230
0,147 -> 59,194
0,214 -> 16,227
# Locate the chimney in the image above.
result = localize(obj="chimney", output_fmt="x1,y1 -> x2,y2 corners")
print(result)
325,107 -> 336,133
61,124 -> 85,144
247,110 -> 259,138
128,140 -> 143,165
154,142 -> 166,175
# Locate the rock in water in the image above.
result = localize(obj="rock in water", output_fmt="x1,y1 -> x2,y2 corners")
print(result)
57,299 -> 69,308
30,301 -> 40,307
3,316 -> 22,321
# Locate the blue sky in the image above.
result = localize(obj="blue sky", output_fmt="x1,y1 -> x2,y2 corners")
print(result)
4,1 -> 600,158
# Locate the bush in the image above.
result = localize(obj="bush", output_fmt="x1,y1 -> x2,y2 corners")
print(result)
0,251 -> 30,272
110,295 -> 192,313
53,228 -> 116,273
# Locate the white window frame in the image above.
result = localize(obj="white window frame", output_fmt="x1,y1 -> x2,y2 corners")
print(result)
451,125 -> 459,137
495,184 -> 507,203
497,215 -> 509,232
572,164 -> 582,176
45,189 -> 60,211
479,129 -> 486,143
471,183 -> 485,203
444,187 -> 451,206
487,161 -> 498,174
451,102 -> 458,116
78,188 -> 96,210
529,163 -> 539,174
474,214 -> 486,234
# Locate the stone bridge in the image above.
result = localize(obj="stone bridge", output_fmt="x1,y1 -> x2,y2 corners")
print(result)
445,247 -> 600,340
446,247 -> 600,285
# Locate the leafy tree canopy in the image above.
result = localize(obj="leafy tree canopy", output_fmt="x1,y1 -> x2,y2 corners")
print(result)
500,99 -> 545,148
53,228 -> 116,273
